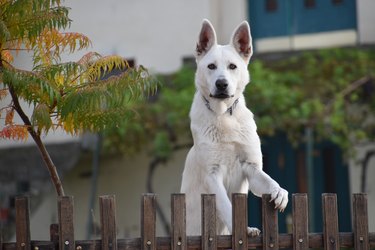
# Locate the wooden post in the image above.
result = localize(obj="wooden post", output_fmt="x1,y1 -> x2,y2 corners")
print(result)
322,194 -> 339,250
171,194 -> 186,250
262,194 -> 279,250
353,194 -> 369,250
58,196 -> 75,250
141,194 -> 156,250
292,194 -> 309,250
201,194 -> 216,250
232,194 -> 248,250
100,195 -> 117,250
15,196 -> 30,250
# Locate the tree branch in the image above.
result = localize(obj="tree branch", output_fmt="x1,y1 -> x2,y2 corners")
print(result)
146,143 -> 193,235
8,84 -> 65,196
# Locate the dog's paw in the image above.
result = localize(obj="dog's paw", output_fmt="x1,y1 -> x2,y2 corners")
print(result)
270,187 -> 288,212
247,227 -> 261,237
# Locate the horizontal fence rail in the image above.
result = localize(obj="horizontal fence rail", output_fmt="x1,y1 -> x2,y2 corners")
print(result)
1,193 -> 374,250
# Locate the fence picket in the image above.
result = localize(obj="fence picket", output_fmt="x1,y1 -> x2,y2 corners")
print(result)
232,194 -> 248,250
15,197 -> 30,250
322,194 -> 339,250
353,193 -> 369,250
201,194 -> 216,250
58,196 -> 75,250
141,194 -> 156,250
2,192 -> 375,250
262,194 -> 279,250
292,194 -> 309,250
100,195 -> 117,250
50,224 -> 59,250
171,194 -> 186,250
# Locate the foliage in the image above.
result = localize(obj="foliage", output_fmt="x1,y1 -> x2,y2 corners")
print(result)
104,48 -> 375,157
0,0 -> 157,138
0,0 -> 157,195
248,48 -> 375,150
103,66 -> 195,157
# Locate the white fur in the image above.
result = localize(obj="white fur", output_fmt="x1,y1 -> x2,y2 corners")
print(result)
180,19 -> 288,236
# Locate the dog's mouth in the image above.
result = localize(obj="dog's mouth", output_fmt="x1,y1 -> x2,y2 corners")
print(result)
209,93 -> 233,99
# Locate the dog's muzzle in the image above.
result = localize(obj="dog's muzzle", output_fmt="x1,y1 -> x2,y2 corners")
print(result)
210,79 -> 232,99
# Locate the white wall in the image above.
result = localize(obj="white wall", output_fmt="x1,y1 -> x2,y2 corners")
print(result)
28,148 -> 189,239
255,30 -> 357,53
356,0 -> 375,44
349,144 -> 375,231
65,0 -> 247,74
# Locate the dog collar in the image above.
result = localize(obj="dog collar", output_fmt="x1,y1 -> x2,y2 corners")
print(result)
202,96 -> 239,115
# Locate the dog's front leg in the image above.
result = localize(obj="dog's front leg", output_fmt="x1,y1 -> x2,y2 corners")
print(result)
244,163 -> 288,211
205,170 -> 232,232
205,169 -> 260,236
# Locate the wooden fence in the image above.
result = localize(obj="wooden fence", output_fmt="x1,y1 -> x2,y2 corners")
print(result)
1,193 -> 374,250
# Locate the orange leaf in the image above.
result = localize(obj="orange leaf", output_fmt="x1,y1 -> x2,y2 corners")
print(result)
5,109 -> 14,125
0,89 -> 7,100
0,125 -> 29,141
1,50 -> 14,63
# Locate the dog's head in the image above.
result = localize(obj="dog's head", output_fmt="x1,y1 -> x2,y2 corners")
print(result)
195,19 -> 252,107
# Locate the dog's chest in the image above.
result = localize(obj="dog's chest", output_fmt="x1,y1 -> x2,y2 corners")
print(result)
202,115 -> 247,143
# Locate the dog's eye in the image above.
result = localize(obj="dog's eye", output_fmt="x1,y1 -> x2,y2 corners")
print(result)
228,63 -> 237,70
207,63 -> 217,70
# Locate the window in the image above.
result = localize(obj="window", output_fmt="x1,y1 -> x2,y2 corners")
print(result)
332,0 -> 343,5
305,0 -> 316,9
265,0 -> 278,12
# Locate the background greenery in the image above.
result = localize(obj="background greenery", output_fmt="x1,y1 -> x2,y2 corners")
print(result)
103,47 -> 375,159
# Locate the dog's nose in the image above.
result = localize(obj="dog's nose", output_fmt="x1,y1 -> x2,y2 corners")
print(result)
215,79 -> 228,91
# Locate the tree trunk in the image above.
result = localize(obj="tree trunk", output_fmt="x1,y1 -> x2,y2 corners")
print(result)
31,132 -> 65,196
8,85 -> 65,196
361,150 -> 375,193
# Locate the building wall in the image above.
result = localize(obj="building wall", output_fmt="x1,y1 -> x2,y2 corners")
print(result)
349,144 -> 375,232
64,0 -> 247,73
27,148 -> 189,240
356,0 -> 375,44
248,0 -> 359,53
249,0 -> 356,39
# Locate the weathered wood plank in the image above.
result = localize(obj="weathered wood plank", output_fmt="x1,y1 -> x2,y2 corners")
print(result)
3,193 -> 375,250
58,196 -> 75,250
49,224 -> 59,250
292,193 -> 309,250
353,193 -> 369,250
15,196 -> 31,250
100,195 -> 117,250
171,194 -> 186,250
232,194 -> 248,250
262,194 -> 279,250
322,193 -> 339,250
141,194 -> 156,250
201,194 -> 216,250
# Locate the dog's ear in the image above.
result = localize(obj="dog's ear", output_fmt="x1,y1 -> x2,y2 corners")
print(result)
231,21 -> 253,62
196,19 -> 217,57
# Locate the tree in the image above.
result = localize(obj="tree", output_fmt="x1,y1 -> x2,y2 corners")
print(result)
0,0 -> 156,196
247,49 -> 375,150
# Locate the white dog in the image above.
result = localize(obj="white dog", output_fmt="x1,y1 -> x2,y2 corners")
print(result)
180,19 -> 288,236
